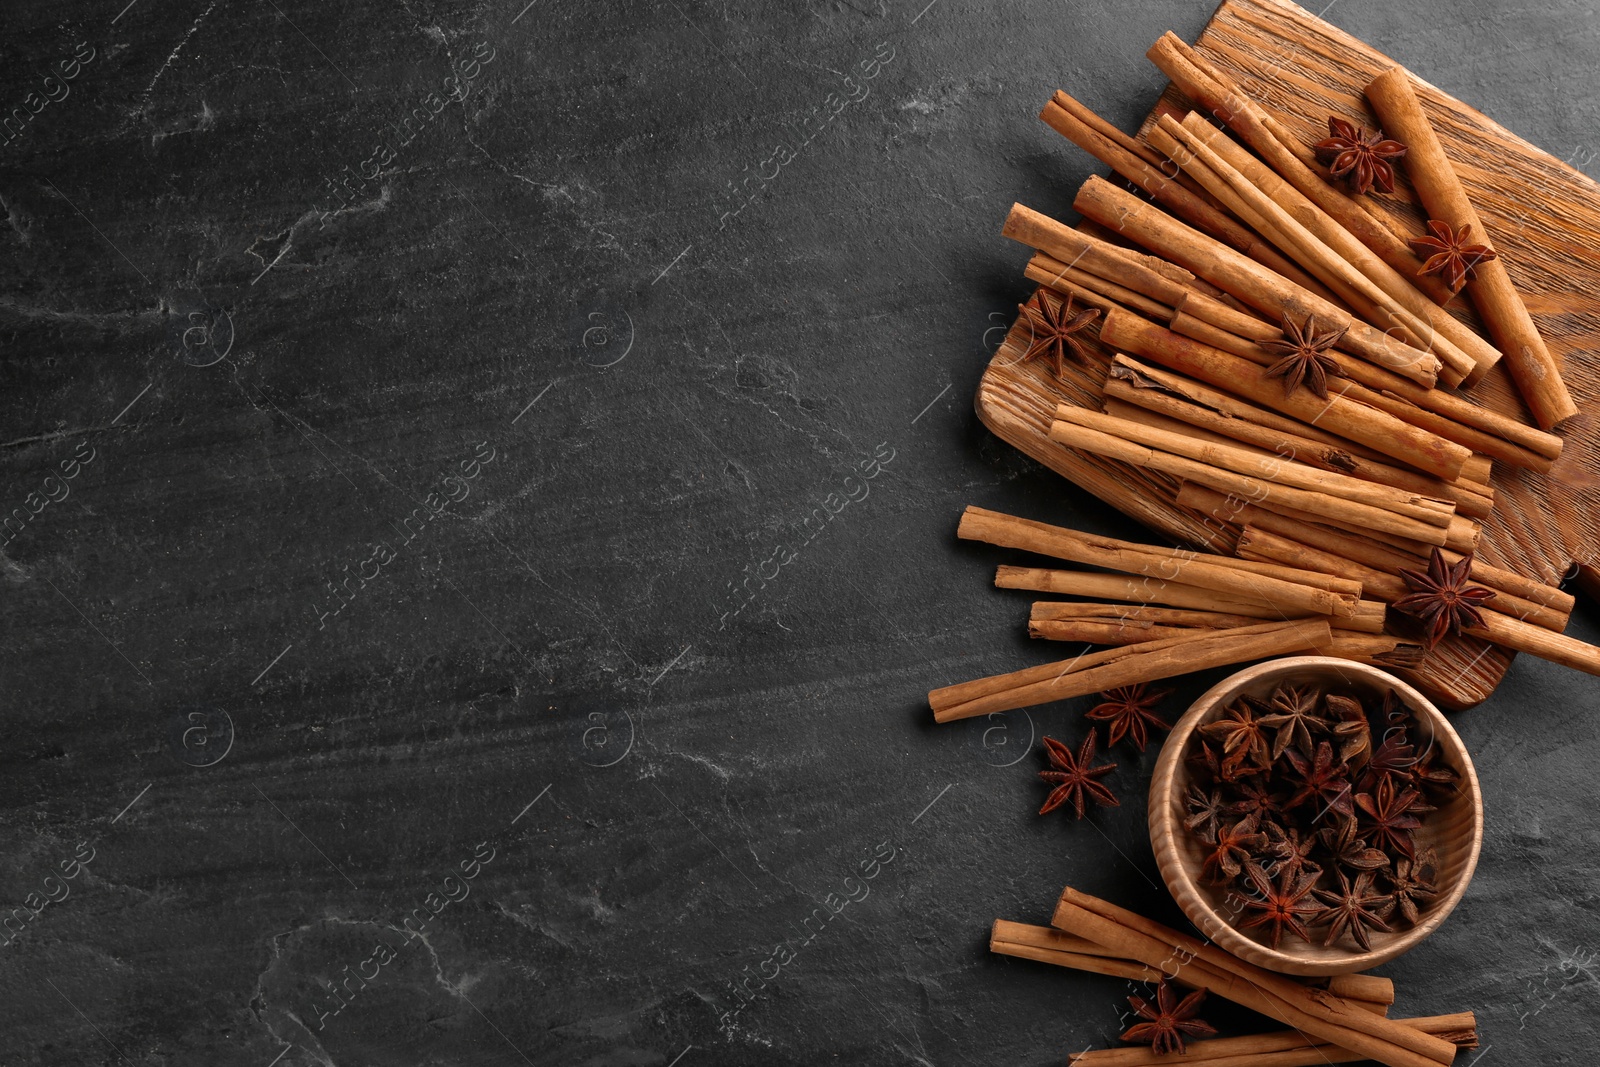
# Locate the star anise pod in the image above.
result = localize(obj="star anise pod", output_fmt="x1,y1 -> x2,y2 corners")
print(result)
1086,684 -> 1173,753
1359,729 -> 1417,792
1314,869 -> 1395,951
1037,733 -> 1119,819
1237,862 -> 1327,949
1313,116 -> 1407,195
1393,548 -> 1497,649
1187,739 -> 1251,784
1355,776 -> 1424,861
1283,741 -> 1354,821
1408,219 -> 1497,293
1320,817 -> 1391,873
1258,313 -> 1347,400
1258,684 -> 1329,759
1263,822 -> 1321,882
1183,784 -> 1228,838
1199,700 -> 1272,777
1387,849 -> 1440,925
1016,289 -> 1101,379
1202,813 -> 1268,883
1223,778 -> 1285,822
1324,694 -> 1372,768
1121,981 -> 1218,1056
1410,745 -> 1460,800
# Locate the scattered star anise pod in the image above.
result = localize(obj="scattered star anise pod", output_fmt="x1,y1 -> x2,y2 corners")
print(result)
1393,548 -> 1497,649
1408,219 -> 1498,293
1086,684 -> 1173,753
1199,699 -> 1272,777
1202,813 -> 1268,884
1283,741 -> 1354,821
1037,733 -> 1119,819
1387,849 -> 1440,925
1314,869 -> 1395,951
1120,981 -> 1218,1056
1355,776 -> 1424,861
1313,116 -> 1407,195
1258,313 -> 1347,400
1237,862 -> 1327,949
1320,818 -> 1391,873
1015,289 -> 1101,379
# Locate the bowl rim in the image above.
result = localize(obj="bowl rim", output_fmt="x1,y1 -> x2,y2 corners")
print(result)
1148,656 -> 1484,975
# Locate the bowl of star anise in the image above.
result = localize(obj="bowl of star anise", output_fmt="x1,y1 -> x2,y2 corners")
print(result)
1149,656 -> 1482,975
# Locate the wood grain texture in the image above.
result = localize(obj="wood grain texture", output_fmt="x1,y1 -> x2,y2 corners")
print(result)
977,0 -> 1600,708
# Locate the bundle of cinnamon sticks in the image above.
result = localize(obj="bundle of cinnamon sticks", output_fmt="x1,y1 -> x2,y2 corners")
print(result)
992,887 -> 1479,1067
949,24 -> 1600,699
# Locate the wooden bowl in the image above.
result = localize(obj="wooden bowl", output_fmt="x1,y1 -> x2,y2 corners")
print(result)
1149,656 -> 1483,975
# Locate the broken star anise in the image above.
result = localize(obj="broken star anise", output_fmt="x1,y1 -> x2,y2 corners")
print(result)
1121,981 -> 1218,1056
1313,116 -> 1407,196
1409,219 -> 1497,293
1015,289 -> 1101,379
1393,548 -> 1497,648
1258,313 -> 1347,400
1037,732 -> 1119,819
1086,684 -> 1173,753
1314,869 -> 1394,951
1237,862 -> 1327,949
1388,850 -> 1440,925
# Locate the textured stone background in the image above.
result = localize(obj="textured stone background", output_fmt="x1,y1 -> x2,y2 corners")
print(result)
2,1 -> 1598,1064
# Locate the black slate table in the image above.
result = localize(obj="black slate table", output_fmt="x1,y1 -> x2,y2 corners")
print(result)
4,1 -> 1598,1063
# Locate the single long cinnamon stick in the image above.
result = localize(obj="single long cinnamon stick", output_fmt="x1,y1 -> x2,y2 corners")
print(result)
929,620 -> 1333,721
1051,887 -> 1459,1067
1067,1015 -> 1478,1067
1178,111 -> 1503,385
1149,116 -> 1476,385
1366,66 -> 1577,429
1178,483 -> 1571,629
1040,92 -> 1339,302
1075,175 -> 1440,387
1146,33 -> 1456,307
1102,361 -> 1494,519
989,920 -> 1398,1009
1053,406 -> 1457,528
959,506 -> 1364,611
1047,417 -> 1459,546
1098,306 -> 1471,481
1165,307 -> 1559,473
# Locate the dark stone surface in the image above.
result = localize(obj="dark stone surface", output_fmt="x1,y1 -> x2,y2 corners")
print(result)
2,1 -> 1598,1064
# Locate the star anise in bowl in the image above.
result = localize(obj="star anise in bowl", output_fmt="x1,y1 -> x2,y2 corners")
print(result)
1153,660 -> 1481,973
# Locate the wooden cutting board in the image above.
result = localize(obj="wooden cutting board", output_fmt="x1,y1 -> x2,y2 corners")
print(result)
975,0 -> 1600,710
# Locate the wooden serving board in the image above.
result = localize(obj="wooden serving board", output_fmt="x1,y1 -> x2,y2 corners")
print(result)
976,0 -> 1600,709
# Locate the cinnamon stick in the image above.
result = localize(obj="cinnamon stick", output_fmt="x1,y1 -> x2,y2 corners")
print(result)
1067,1015 -> 1478,1067
929,620 -> 1333,721
1051,887 -> 1459,1067
1178,483 -> 1571,630
1165,306 -> 1559,473
1054,406 -> 1458,528
1029,614 -> 1419,668
1040,91 -> 1339,301
1146,33 -> 1456,307
1075,175 -> 1441,387
959,506 -> 1364,613
1177,111 -> 1504,385
1149,115 -> 1477,385
1026,252 -> 1175,320
1102,360 -> 1494,519
1366,66 -> 1577,429
1047,417 -> 1461,546
1098,306 -> 1471,481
